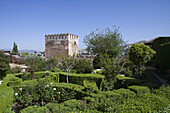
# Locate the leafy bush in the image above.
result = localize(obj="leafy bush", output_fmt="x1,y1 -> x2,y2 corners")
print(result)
46,99 -> 84,112
73,59 -> 93,73
8,66 -> 22,74
128,85 -> 150,94
20,106 -> 50,113
112,88 -> 136,98
83,80 -> 99,94
2,74 -> 22,86
59,72 -> 104,90
129,43 -> 156,66
0,85 -> 14,113
116,75 -> 144,88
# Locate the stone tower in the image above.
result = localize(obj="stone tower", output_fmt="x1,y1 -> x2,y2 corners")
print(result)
45,33 -> 79,59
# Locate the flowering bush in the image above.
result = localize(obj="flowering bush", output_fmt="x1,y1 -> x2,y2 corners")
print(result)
133,65 -> 146,78
102,77 -> 117,91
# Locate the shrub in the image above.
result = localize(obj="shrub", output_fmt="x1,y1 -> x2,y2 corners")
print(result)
0,85 -> 14,113
83,80 -> 99,94
129,43 -> 156,66
116,75 -> 143,88
59,72 -> 104,90
8,66 -> 22,74
73,59 -> 93,73
128,85 -> 150,94
2,74 -> 22,86
112,88 -> 136,98
20,106 -> 50,113
152,37 -> 170,71
46,99 -> 84,112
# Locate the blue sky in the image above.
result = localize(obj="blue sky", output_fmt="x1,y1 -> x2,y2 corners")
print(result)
0,0 -> 170,51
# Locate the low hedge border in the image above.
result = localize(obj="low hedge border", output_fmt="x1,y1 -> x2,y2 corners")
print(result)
116,75 -> 144,88
58,72 -> 105,90
0,84 -> 14,113
128,85 -> 150,94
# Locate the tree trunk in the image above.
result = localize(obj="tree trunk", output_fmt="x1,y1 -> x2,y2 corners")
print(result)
30,71 -> 34,80
66,73 -> 69,83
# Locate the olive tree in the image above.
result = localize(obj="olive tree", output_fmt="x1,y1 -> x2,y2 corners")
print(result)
84,26 -> 125,58
25,56 -> 45,80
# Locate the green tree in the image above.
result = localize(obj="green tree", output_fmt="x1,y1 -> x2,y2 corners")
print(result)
93,54 -> 102,69
12,42 -> 18,53
129,44 -> 156,66
25,56 -> 45,80
84,26 -> 125,58
73,59 -> 93,73
101,54 -> 125,91
60,55 -> 76,83
46,58 -> 58,71
0,50 -> 10,79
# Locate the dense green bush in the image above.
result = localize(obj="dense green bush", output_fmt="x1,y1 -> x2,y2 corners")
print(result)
73,59 -> 93,73
8,66 -> 22,74
83,80 -> 99,94
116,75 -> 144,88
2,74 -> 22,86
112,88 -> 136,98
152,37 -> 170,71
128,85 -> 150,94
93,54 -> 102,69
46,99 -> 84,112
20,106 -> 50,113
0,85 -> 14,113
59,72 -> 104,89
129,43 -> 156,66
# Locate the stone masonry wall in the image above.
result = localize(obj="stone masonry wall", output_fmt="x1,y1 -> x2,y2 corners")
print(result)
45,33 -> 79,59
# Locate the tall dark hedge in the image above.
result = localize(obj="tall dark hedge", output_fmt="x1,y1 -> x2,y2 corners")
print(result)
152,37 -> 170,71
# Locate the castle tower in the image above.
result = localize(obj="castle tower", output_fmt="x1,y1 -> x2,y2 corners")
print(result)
45,33 -> 79,59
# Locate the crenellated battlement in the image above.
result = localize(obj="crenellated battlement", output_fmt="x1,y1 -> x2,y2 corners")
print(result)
45,33 -> 79,40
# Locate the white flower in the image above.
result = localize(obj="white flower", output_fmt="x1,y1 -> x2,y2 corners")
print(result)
15,93 -> 18,96
58,92 -> 60,94
19,88 -> 22,91
50,82 -> 53,86
53,88 -> 56,90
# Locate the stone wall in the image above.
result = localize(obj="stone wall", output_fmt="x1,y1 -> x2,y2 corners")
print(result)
45,33 -> 79,59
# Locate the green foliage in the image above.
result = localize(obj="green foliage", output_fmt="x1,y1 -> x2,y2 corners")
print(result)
20,52 -> 29,56
46,58 -> 58,71
125,66 -> 133,77
46,99 -> 84,113
154,40 -> 170,71
73,59 -> 93,73
83,80 -> 99,94
101,54 -> 124,79
2,74 -> 22,86
12,42 -> 18,53
25,56 -> 46,79
112,88 -> 136,98
129,43 -> 156,66
116,75 -> 144,88
133,65 -> 146,78
0,50 -> 10,79
128,85 -> 150,94
93,54 -> 102,69
60,54 -> 76,83
8,66 -> 22,74
20,106 -> 50,113
58,72 -> 104,90
0,85 -> 14,113
84,26 -> 125,57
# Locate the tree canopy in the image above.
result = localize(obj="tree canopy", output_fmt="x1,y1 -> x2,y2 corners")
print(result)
25,56 -> 45,79
84,26 -> 125,58
12,42 -> 18,53
129,44 -> 156,66
0,50 -> 10,79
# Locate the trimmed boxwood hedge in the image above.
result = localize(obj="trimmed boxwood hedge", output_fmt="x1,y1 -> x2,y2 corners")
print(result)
0,84 -> 14,113
20,106 -> 50,113
116,75 -> 144,88
58,72 -> 104,90
2,74 -> 22,86
128,85 -> 150,94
